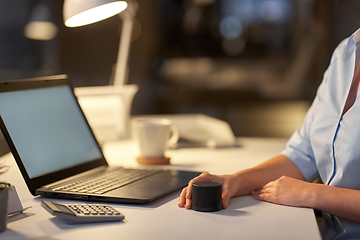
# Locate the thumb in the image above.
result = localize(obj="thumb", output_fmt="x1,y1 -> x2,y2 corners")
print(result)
221,181 -> 233,209
221,189 -> 231,209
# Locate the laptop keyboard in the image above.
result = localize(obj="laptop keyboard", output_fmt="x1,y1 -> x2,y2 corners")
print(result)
49,168 -> 161,194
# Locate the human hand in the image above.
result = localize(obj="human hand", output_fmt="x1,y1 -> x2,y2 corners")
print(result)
251,176 -> 313,207
178,172 -> 235,209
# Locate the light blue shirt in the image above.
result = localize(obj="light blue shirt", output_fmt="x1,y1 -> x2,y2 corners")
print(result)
282,28 -> 360,240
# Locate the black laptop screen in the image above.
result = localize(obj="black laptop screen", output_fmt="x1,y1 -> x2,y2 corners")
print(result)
0,85 -> 103,178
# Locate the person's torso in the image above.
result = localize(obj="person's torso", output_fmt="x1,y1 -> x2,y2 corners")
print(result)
310,36 -> 360,240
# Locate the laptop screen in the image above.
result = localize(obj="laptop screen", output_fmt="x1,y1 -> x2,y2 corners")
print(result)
0,84 -> 103,178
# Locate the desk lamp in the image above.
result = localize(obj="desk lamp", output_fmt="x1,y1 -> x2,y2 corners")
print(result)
63,0 -> 139,140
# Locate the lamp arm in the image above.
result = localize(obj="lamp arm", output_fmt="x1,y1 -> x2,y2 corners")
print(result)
113,1 -> 138,85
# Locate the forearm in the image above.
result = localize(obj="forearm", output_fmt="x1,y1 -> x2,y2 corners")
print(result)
309,184 -> 360,224
179,154 -> 305,209
249,171 -> 360,224
230,154 -> 305,196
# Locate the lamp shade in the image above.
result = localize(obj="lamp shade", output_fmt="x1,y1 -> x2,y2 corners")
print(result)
63,0 -> 128,27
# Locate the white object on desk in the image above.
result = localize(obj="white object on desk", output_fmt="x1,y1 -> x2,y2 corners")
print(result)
132,114 -> 238,148
7,186 -> 31,216
133,118 -> 179,164
74,84 -> 138,141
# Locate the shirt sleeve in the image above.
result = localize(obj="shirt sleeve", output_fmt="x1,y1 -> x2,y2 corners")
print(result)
282,36 -> 350,183
281,72 -> 329,182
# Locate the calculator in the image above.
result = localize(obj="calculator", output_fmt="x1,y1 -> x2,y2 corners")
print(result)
41,200 -> 125,224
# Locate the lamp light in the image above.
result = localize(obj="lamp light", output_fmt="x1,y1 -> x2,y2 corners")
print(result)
63,0 -> 128,27
63,0 -> 138,140
24,1 -> 58,41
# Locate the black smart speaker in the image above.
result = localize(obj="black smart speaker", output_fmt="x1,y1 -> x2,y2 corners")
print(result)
192,182 -> 222,212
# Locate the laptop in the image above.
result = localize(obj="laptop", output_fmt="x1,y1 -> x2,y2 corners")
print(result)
0,74 -> 200,204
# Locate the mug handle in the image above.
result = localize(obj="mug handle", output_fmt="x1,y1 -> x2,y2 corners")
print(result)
167,124 -> 180,147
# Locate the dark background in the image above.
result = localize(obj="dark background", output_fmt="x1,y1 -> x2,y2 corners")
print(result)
0,0 -> 359,155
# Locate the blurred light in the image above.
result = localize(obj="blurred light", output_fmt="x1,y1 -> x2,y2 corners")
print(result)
24,2 -> 58,41
64,0 -> 128,27
131,18 -> 142,41
260,1 -> 283,22
184,7 -> 202,34
222,37 -> 246,56
120,18 -> 142,41
193,0 -> 214,6
24,21 -> 58,40
219,16 -> 243,40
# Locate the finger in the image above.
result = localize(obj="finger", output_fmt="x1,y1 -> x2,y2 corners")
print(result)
221,183 -> 232,209
258,187 -> 271,194
253,188 -> 276,203
251,190 -> 266,201
222,194 -> 230,209
262,181 -> 274,189
178,187 -> 188,207
185,195 -> 192,209
251,190 -> 259,197
186,179 -> 195,200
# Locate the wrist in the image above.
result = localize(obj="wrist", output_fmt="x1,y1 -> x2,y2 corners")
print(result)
229,170 -> 257,196
303,182 -> 322,208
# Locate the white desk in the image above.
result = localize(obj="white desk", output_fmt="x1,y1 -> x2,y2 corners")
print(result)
0,137 -> 321,240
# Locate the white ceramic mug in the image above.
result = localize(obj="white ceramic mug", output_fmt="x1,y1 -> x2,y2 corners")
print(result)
133,118 -> 179,159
